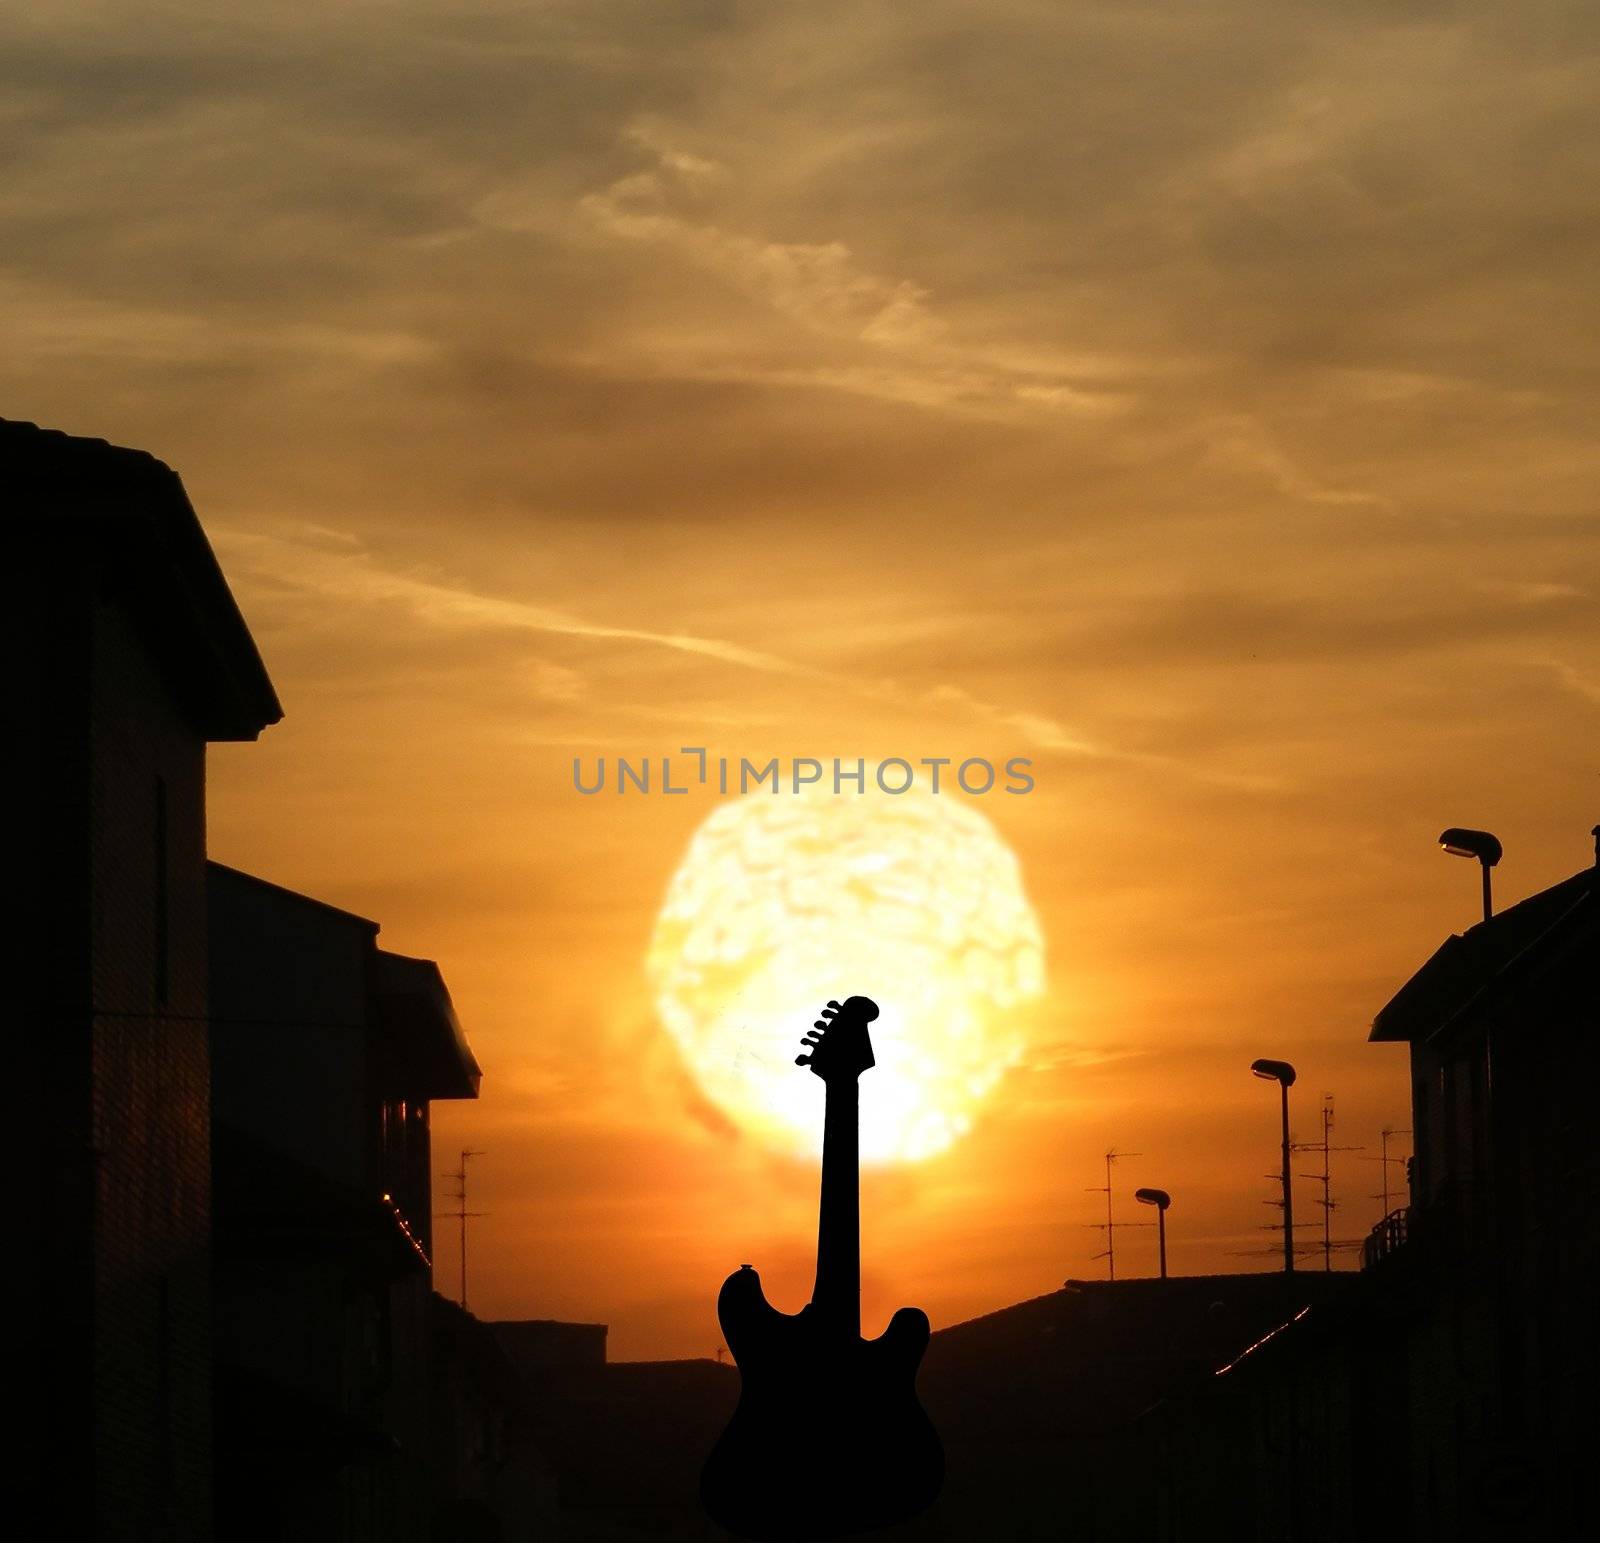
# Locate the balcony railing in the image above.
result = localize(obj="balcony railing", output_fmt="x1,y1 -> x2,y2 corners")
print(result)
1363,1182 -> 1496,1274
1362,1206 -> 1411,1270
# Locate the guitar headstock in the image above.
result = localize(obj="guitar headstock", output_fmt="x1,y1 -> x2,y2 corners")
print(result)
795,996 -> 879,1083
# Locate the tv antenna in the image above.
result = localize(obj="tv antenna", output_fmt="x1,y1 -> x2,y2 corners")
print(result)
1359,1126 -> 1413,1220
438,1149 -> 486,1309
1084,1148 -> 1150,1280
1293,1095 -> 1363,1271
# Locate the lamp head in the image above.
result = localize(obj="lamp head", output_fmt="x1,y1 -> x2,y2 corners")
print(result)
1250,1058 -> 1296,1087
1439,828 -> 1502,867
1134,1187 -> 1171,1211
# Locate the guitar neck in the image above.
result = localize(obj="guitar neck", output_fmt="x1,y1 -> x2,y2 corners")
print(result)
811,1077 -> 860,1336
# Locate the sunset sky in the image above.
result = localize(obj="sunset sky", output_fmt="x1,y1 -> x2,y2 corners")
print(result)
7,2 -> 1597,1357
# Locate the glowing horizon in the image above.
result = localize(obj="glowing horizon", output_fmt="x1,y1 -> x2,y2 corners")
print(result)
6,0 -> 1596,1358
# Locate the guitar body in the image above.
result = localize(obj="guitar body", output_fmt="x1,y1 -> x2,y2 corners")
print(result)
701,997 -> 944,1540
702,1267 -> 943,1540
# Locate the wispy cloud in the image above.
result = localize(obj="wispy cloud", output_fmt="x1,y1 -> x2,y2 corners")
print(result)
922,685 -> 1289,793
1197,414 -> 1391,509
218,525 -> 1297,792
1543,659 -> 1600,708
215,526 -> 821,679
1478,580 -> 1586,605
552,127 -> 1133,421
220,526 -> 1132,754
0,274 -> 435,377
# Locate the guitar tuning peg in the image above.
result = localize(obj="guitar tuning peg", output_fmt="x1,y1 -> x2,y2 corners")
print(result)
825,999 -> 841,1010
795,1054 -> 812,1066
813,1020 -> 828,1030
802,1032 -> 821,1044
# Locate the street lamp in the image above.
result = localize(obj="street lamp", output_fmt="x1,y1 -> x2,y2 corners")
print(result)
1134,1188 -> 1171,1279
1439,827 -> 1501,923
1251,1059 -> 1297,1274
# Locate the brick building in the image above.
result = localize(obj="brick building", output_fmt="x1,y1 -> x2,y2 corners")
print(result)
9,417 -> 282,1540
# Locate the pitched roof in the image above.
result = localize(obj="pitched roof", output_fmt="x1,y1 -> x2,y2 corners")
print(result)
372,948 -> 483,1100
1370,860 -> 1597,1044
208,859 -> 380,933
920,1272 -> 1354,1439
207,863 -> 483,1099
4,415 -> 281,739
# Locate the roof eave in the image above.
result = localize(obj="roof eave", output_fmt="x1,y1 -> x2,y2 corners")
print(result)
4,417 -> 283,740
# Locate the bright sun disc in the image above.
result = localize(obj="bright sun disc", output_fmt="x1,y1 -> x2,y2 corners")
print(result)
648,791 -> 1045,1163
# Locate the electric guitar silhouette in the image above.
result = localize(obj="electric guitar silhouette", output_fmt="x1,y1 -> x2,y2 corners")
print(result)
701,996 -> 944,1540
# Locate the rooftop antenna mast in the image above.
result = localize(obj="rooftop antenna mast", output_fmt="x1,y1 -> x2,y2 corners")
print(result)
1360,1126 -> 1413,1220
1084,1148 -> 1149,1280
439,1149 -> 486,1309
1294,1095 -> 1362,1271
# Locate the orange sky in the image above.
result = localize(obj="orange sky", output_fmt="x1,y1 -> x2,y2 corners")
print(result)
6,1 -> 1597,1358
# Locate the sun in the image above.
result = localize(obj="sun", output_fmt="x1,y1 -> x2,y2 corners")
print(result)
647,790 -> 1046,1163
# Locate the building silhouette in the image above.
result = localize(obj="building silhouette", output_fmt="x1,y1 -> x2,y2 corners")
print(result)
485,1276 -> 1353,1540
488,1321 -> 738,1541
11,417 -> 282,1541
921,1273 -> 1355,1541
1362,831 -> 1598,1536
10,416 -> 544,1541
430,1297 -> 561,1543
209,861 -> 491,1539
1104,831 -> 1600,1540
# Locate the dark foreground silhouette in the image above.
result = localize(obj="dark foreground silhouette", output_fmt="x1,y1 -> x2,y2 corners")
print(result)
701,997 -> 944,1540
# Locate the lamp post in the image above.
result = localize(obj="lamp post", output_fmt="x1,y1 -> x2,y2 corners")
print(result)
1134,1188 -> 1171,1278
1251,1059 -> 1297,1274
1439,827 -> 1502,923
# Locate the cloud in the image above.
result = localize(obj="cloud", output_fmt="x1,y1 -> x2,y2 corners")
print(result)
216,525 -> 1312,798
0,270 -> 440,378
1543,659 -> 1600,708
920,685 -> 1289,794
1478,580 -> 1586,604
1197,414 -> 1391,508
560,125 -> 1132,420
1022,1040 -> 1146,1074
580,170 -> 949,348
214,525 -> 822,680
